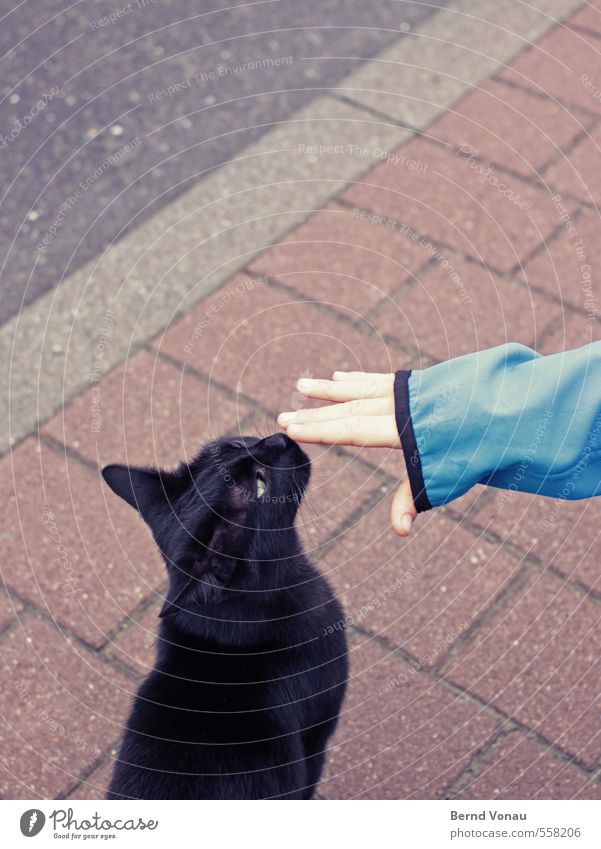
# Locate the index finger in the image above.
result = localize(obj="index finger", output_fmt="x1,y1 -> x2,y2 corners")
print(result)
296,373 -> 394,402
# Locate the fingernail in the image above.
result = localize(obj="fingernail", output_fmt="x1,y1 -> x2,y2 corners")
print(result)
278,412 -> 295,424
332,371 -> 347,378
400,514 -> 413,534
297,379 -> 311,391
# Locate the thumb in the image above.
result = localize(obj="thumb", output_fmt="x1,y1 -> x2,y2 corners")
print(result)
390,477 -> 417,537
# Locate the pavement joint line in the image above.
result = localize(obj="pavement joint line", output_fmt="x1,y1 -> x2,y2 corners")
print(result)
251,268 -> 438,362
2,325 -> 260,461
334,69 -> 598,163
0,106 -> 412,456
361,256 -> 440,324
102,592 -> 163,649
0,593 -> 143,687
538,309 -> 584,348
100,581 -> 168,658
37,434 -> 179,653
335,195 -> 597,323
331,92 -> 424,134
326,0 -> 587,129
149,344 -> 279,421
308,485 -> 393,564
40,431 -> 103,477
2,586 -> 103,654
238,252 -> 587,384
3,558 -> 160,682
205,250 -> 591,396
0,613 -> 24,643
254,270 -> 441,367
569,21 -> 601,40
63,741 -> 121,801
421,113 -> 601,201
463,510 -> 601,603
489,71 -> 601,126
149,281 -> 431,423
446,725 -> 601,799
489,64 -> 601,120
1,0 -> 583,457
441,724 -> 518,799
440,502 -> 601,610
441,503 -> 601,609
339,168 -> 578,282
348,618 -> 598,777
491,67 -> 601,121
40,338 -> 398,556
149,341 -> 401,484
432,561 -> 534,675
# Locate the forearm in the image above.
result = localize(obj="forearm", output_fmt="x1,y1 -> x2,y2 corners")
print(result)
394,342 -> 601,511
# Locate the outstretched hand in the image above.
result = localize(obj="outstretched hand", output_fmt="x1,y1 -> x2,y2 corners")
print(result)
277,371 -> 417,536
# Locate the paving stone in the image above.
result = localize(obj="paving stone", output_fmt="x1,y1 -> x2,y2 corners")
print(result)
546,124 -> 601,205
470,485 -> 601,592
0,613 -> 131,798
569,2 -> 601,36
68,751 -> 118,800
539,311 -> 601,354
444,571 -> 601,766
0,590 -> 23,633
43,349 -> 246,469
339,0 -> 582,130
0,96 -> 411,456
372,254 -> 561,361
343,139 -> 571,274
432,79 -> 592,178
322,505 -> 522,668
154,274 -> 407,415
297,446 -> 386,553
104,601 -> 161,678
501,26 -> 601,116
458,732 -> 601,799
320,634 -> 500,798
247,202 -> 433,314
0,439 -> 163,648
521,210 -> 601,315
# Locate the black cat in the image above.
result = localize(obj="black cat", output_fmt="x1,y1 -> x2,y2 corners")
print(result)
102,433 -> 348,800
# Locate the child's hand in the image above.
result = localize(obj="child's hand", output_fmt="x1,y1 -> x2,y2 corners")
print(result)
278,371 -> 417,536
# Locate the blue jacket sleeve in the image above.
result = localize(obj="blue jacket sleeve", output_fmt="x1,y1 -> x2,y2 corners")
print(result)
394,342 -> 601,511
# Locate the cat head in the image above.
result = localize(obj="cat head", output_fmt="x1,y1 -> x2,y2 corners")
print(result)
101,433 -> 310,629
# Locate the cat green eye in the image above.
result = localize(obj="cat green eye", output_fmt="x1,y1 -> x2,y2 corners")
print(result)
256,471 -> 266,498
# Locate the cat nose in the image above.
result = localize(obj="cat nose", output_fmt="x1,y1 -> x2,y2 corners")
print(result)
262,432 -> 288,451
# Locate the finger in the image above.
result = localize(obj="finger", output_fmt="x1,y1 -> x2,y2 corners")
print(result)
296,374 -> 394,402
390,478 -> 417,537
286,414 -> 401,448
278,396 -> 394,427
332,370 -> 395,382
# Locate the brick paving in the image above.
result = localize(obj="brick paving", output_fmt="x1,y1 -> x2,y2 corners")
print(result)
3,4 -> 601,801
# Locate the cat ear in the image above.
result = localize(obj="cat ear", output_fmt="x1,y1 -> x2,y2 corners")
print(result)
102,464 -> 173,528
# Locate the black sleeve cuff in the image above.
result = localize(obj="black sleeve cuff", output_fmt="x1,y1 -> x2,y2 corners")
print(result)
394,370 -> 432,513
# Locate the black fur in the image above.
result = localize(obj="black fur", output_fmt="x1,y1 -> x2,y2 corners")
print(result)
102,433 -> 348,799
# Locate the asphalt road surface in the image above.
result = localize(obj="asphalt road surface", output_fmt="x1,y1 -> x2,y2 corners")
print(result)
0,0 -> 449,323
